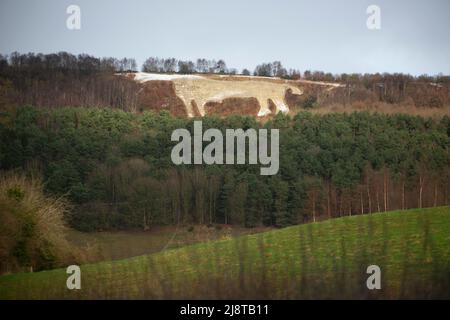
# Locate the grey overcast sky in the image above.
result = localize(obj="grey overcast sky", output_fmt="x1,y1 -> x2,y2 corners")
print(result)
0,0 -> 449,75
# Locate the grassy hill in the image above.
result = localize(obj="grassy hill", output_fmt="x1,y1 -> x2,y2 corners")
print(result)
66,225 -> 272,262
0,207 -> 449,299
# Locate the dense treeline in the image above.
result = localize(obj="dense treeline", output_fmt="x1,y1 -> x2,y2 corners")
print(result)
0,52 -> 140,111
142,57 -> 299,78
0,106 -> 448,231
1,52 -> 449,114
0,52 -> 137,76
323,72 -> 450,109
142,57 -> 230,74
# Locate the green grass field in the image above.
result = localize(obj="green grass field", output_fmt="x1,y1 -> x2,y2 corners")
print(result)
1,207 -> 449,299
67,225 -> 272,263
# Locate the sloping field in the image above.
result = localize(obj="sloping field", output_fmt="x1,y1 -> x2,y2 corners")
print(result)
0,207 -> 449,299
130,72 -> 342,117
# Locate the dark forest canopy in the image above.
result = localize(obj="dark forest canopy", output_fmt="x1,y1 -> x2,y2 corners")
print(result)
1,106 -> 449,231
